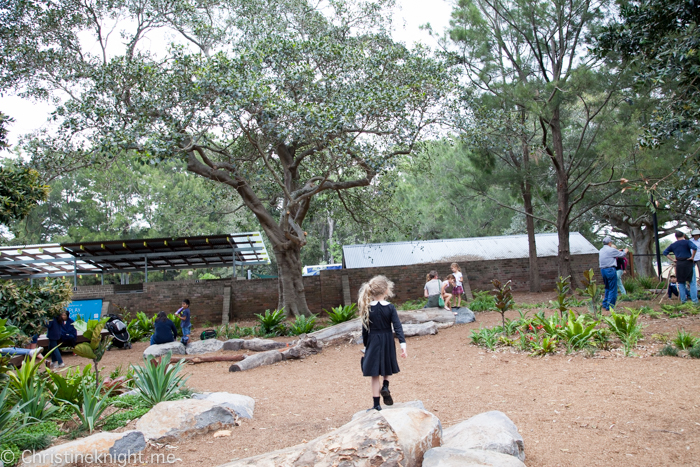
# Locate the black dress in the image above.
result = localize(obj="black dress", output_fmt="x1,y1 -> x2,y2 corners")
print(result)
361,301 -> 406,377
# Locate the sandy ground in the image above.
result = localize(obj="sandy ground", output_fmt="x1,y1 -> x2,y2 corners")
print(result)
53,292 -> 700,467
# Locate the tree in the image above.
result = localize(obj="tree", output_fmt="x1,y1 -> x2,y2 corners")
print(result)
447,0 -> 625,280
3,0 -> 452,315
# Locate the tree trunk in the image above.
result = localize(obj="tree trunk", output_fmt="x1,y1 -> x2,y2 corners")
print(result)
550,110 -> 573,282
522,183 -> 541,292
275,246 -> 312,316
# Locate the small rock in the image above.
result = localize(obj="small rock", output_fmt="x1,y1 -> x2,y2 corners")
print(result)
443,411 -> 525,461
136,399 -> 238,442
423,447 -> 526,467
192,392 -> 255,419
454,308 -> 476,324
21,431 -> 145,467
213,430 -> 232,438
223,339 -> 245,351
186,338 -> 225,355
143,341 -> 186,358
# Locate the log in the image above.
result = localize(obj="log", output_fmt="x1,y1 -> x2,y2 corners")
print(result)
308,309 -> 455,346
171,354 -> 246,364
229,350 -> 282,372
242,338 -> 287,351
280,336 -> 323,360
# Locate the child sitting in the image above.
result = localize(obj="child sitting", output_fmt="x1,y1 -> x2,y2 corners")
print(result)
441,274 -> 456,312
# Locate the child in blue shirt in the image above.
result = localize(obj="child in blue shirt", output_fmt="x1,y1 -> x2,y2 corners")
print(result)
175,299 -> 191,346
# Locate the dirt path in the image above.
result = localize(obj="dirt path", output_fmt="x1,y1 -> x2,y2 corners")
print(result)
63,293 -> 700,467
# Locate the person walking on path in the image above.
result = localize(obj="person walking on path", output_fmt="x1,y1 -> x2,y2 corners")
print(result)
663,231 -> 697,304
359,275 -> 407,412
616,253 -> 628,295
599,237 -> 628,311
424,271 -> 442,308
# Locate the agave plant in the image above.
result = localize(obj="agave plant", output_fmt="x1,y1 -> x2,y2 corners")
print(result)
73,318 -> 112,380
131,352 -> 189,407
60,382 -> 115,433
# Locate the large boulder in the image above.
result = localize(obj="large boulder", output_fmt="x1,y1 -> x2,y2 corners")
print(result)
143,341 -> 186,358
223,339 -> 245,351
219,406 -> 441,467
136,399 -> 238,442
442,411 -> 525,462
454,308 -> 476,324
22,431 -> 145,467
186,338 -> 225,355
352,400 -> 426,421
397,309 -> 455,329
422,447 -> 527,467
192,392 -> 255,419
242,338 -> 287,351
403,321 -> 439,337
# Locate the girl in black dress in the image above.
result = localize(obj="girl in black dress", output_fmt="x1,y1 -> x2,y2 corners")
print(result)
359,275 -> 407,411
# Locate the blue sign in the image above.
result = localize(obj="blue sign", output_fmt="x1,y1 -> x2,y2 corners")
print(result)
66,299 -> 103,322
302,264 -> 343,276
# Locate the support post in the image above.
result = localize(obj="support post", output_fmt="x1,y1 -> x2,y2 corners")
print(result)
651,194 -> 662,278
145,256 -> 148,283
232,250 -> 237,279
101,272 -> 104,285
73,259 -> 77,288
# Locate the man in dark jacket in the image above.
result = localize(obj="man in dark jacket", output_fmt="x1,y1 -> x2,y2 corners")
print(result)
663,231 -> 697,304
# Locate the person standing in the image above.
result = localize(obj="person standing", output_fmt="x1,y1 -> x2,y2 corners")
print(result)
616,253 -> 628,295
663,231 -> 697,304
599,237 -> 628,311
175,299 -> 192,345
690,229 -> 700,300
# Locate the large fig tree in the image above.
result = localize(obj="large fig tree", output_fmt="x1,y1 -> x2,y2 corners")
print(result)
1,0 -> 452,315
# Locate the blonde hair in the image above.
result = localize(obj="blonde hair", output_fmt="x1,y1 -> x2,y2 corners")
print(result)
358,275 -> 395,329
451,263 -> 461,272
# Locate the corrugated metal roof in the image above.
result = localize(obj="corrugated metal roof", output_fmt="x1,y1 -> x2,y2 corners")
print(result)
342,232 -> 598,269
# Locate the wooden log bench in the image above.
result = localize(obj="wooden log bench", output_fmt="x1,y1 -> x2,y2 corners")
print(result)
36,329 -> 109,348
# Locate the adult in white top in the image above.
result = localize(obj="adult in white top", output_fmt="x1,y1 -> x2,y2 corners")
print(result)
690,229 -> 700,300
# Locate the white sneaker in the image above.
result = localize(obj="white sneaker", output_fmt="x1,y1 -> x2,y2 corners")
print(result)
56,363 -> 65,369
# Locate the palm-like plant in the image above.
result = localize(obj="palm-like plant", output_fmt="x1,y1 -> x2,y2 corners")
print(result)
324,304 -> 358,325
60,382 -> 114,433
603,309 -> 644,356
131,352 -> 188,407
563,311 -> 599,352
255,308 -> 287,335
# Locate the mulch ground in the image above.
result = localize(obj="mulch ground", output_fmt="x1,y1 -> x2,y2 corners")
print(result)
56,292 -> 700,467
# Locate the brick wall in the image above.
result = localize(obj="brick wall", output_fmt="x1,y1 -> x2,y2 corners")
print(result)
72,254 -> 599,323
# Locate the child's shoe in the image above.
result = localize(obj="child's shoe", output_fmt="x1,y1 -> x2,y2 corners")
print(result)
380,386 -> 393,406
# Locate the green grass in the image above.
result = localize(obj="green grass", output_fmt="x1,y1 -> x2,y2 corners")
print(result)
469,291 -> 497,312
102,407 -> 150,431
397,299 -> 428,310
658,345 -> 679,357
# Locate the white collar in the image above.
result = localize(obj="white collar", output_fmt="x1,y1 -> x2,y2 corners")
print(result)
370,300 -> 391,306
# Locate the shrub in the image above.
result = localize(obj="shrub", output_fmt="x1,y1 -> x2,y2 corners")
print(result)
127,312 -> 155,342
73,317 -> 112,380
0,278 -> 73,345
469,291 -> 497,312
549,276 -> 574,318
603,309 -> 644,356
593,328 -> 613,350
47,364 -> 95,405
492,279 -> 514,331
102,406 -> 150,431
290,314 -> 317,335
689,346 -> 700,359
469,328 -> 498,350
635,275 -> 663,290
577,269 -> 602,317
659,345 -> 679,357
530,336 -> 558,356
255,308 -> 287,335
672,329 -> 698,350
61,382 -> 115,433
622,277 -> 639,294
131,353 -> 189,407
0,318 -> 20,377
167,313 -> 182,329
324,304 -> 358,325
563,311 -> 599,352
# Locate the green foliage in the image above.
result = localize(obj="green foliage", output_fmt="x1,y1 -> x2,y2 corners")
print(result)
0,318 -> 20,377
47,364 -> 95,405
593,328 -> 613,351
634,276 -> 663,290
127,312 -> 155,342
254,308 -> 287,336
0,278 -> 73,344
61,382 -> 114,433
217,323 -> 254,339
492,279 -> 514,331
167,313 -> 182,330
5,421 -> 62,451
533,312 -> 566,340
550,276 -> 574,318
469,291 -> 497,312
469,328 -> 499,351
289,314 -> 317,335
563,311 -> 599,352
0,163 -> 48,226
102,406 -> 150,431
0,442 -> 20,465
0,384 -> 24,445
689,346 -> 700,359
131,353 -> 189,407
659,345 -> 679,357
672,329 -> 698,350
577,269 -> 602,317
397,299 -> 428,311
325,304 -> 358,326
530,336 -> 558,357
603,309 -> 644,356
198,273 -> 219,280
636,305 -> 662,319
622,277 -> 639,295
73,317 -> 112,379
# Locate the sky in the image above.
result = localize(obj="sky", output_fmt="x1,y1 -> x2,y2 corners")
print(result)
0,0 -> 455,148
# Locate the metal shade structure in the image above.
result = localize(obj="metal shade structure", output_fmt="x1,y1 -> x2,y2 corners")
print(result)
0,232 -> 270,282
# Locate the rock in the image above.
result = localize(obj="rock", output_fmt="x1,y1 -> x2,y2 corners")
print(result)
119,388 -> 141,397
213,430 -> 232,438
22,431 -> 145,467
454,308 -> 476,324
397,308 -> 455,329
223,339 -> 245,351
219,406 -> 441,467
192,392 -> 255,419
403,321 -> 438,337
242,338 -> 287,351
443,411 -> 525,461
136,399 -> 238,442
229,349 -> 283,372
422,447 -> 527,467
143,341 -> 186,358
186,338 -> 225,355
352,400 -> 426,421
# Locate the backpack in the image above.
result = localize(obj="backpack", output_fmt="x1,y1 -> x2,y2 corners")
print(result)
200,329 -> 217,340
